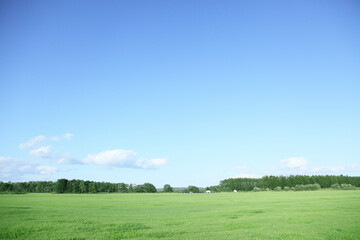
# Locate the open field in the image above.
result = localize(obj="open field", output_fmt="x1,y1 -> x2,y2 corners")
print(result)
1,190 -> 359,239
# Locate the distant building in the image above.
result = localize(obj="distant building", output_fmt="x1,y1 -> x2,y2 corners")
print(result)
205,190 -> 211,193
233,190 -> 237,192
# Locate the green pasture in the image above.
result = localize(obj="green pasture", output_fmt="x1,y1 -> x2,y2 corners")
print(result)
1,190 -> 359,239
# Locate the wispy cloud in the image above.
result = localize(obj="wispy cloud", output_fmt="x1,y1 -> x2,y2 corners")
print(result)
264,157 -> 360,176
308,165 -> 360,174
19,135 -> 46,150
280,157 -> 308,169
0,156 -> 57,180
62,133 -> 74,140
51,133 -> 74,141
229,158 -> 360,179
19,133 -> 75,162
57,152 -> 79,164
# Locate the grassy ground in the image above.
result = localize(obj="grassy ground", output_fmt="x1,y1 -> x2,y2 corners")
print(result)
0,190 -> 359,239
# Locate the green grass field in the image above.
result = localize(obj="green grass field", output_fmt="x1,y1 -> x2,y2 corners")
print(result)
1,190 -> 359,239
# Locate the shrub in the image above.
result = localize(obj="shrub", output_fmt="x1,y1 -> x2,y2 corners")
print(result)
283,186 -> 290,191
274,186 -> 282,191
340,184 -> 356,190
253,187 -> 262,192
290,187 -> 295,191
313,183 -> 321,190
295,184 -> 321,191
265,188 -> 270,191
331,183 -> 340,189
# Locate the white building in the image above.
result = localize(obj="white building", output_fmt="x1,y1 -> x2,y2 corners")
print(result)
233,190 -> 237,192
205,190 -> 211,193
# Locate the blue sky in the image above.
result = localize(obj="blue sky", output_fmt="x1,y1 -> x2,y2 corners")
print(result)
1,1 -> 359,187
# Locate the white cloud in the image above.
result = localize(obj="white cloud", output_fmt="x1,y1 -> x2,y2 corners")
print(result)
35,166 -> 57,175
28,146 -> 52,159
82,149 -> 167,169
280,157 -> 308,169
136,158 -> 167,169
83,149 -> 137,166
0,156 -> 57,180
19,135 -> 46,150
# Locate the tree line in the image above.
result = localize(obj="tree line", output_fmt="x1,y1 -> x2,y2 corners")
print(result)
1,175 -> 359,194
217,175 -> 360,192
0,179 -> 161,194
53,179 -> 161,194
0,179 -> 200,194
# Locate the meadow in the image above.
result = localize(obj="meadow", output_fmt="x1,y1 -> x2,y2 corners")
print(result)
1,190 -> 359,239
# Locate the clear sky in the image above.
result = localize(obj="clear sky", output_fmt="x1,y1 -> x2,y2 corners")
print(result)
1,0 -> 359,187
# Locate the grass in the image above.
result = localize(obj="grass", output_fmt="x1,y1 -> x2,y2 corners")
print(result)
1,190 -> 359,239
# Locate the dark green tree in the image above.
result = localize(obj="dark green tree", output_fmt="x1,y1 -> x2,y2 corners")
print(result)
143,183 -> 157,193
134,184 -> 144,193
55,179 -> 68,193
163,184 -> 173,192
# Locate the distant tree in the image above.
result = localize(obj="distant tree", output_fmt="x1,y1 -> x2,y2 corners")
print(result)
27,181 -> 36,192
163,184 -> 173,192
79,181 -> 86,193
55,179 -> 68,193
187,185 -> 200,193
208,185 -> 221,193
134,184 -> 144,193
65,181 -> 72,193
143,183 -> 157,193
13,182 -> 26,193
117,183 -> 128,193
84,181 -> 90,193
89,182 -> 97,193
72,180 -> 80,193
